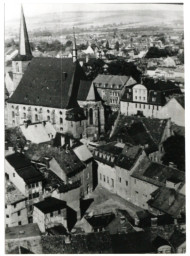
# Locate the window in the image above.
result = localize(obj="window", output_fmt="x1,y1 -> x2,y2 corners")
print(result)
32,183 -> 35,188
119,177 -> 121,183
36,192 -> 39,197
17,211 -> 20,216
28,184 -> 32,189
143,97 -> 146,100
60,117 -> 63,124
29,205 -> 33,211
29,194 -> 32,200
139,104 -> 141,109
16,62 -> 19,72
35,114 -> 38,121
47,109 -> 50,113
36,182 -> 39,187
6,214 -> 9,218
13,173 -> 15,177
143,104 -> 145,109
89,108 -> 93,125
71,121 -> 73,127
135,96 -> 137,100
60,111 -> 62,115
12,111 -> 15,118
157,106 -> 159,111
50,212 -> 53,217
107,176 -> 109,184
103,175 -> 106,182
100,173 -> 102,180
111,179 -> 114,187
18,221 -> 22,226
60,127 -> 63,132
5,204 -> 7,209
14,203 -> 17,208
47,116 -> 50,121
152,97 -> 156,102
139,96 -> 141,100
23,113 -> 26,119
135,103 -> 137,108
58,210 -> 61,215
126,181 -> 128,186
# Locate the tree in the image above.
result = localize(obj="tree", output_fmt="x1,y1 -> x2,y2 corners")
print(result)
162,134 -> 185,172
115,41 -> 119,51
66,40 -> 72,47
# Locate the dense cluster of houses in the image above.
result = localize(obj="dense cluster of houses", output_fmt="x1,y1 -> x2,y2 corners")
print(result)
5,6 -> 185,254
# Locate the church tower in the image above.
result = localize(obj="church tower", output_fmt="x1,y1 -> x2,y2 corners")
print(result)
84,84 -> 105,141
72,27 -> 77,62
12,5 -> 33,91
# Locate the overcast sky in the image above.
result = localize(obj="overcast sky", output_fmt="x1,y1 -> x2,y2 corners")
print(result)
5,2 -> 183,22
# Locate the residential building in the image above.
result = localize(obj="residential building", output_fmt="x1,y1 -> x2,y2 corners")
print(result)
120,78 -> 181,118
5,181 -> 28,228
33,197 -> 68,233
93,75 -> 137,111
5,152 -> 44,222
131,161 -> 185,212
110,115 -> 172,163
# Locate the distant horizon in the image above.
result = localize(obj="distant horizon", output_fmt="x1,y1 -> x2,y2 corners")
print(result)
5,3 -> 183,22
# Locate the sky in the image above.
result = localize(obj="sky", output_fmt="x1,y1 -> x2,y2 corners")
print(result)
5,2 -> 183,22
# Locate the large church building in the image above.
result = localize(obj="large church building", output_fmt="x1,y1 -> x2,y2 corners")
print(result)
6,6 -> 105,141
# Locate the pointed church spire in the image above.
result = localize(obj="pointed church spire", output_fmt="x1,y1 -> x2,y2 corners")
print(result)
72,27 -> 77,62
19,5 -> 32,59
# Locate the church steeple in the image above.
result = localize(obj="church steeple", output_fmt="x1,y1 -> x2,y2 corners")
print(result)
72,27 -> 77,62
18,5 -> 32,60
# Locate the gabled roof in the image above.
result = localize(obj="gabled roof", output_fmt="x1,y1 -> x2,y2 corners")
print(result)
34,197 -> 66,214
8,58 -> 86,109
93,75 -> 130,87
132,161 -> 185,187
5,152 -> 44,184
111,115 -> 169,154
86,84 -> 102,101
148,187 -> 185,218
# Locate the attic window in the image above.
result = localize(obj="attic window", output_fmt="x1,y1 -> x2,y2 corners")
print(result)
24,95 -> 28,101
37,97 -> 40,102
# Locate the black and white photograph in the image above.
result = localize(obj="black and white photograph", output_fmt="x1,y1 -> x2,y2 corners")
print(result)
4,1 -> 186,254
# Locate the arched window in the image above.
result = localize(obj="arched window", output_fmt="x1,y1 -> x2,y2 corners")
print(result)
60,117 -> 63,124
89,108 -> 93,125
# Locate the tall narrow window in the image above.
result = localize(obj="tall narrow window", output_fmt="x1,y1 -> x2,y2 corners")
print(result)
16,62 -> 19,72
60,117 -> 63,124
12,111 -> 15,118
89,108 -> 93,125
35,114 -> 38,121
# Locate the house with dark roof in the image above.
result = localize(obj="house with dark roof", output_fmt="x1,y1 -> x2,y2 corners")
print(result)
120,77 -> 182,119
130,160 -> 185,212
5,152 -> 44,223
33,197 -> 68,233
111,115 -> 172,163
5,181 -> 28,228
6,6 -> 105,142
93,141 -> 148,198
92,74 -> 137,112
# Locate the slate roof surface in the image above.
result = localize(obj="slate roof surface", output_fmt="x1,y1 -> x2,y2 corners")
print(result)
169,229 -> 186,248
111,115 -> 168,154
8,58 -> 86,109
34,197 -> 66,214
6,152 -> 31,169
132,161 -> 185,187
77,80 -> 92,101
85,212 -> 115,228
5,223 -> 41,240
93,74 -> 130,87
148,187 -> 185,218
6,152 -> 44,184
174,95 -> 185,109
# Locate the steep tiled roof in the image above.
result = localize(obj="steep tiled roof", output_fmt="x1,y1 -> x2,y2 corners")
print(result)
8,58 -> 86,109
93,75 -> 130,88
111,115 -> 169,154
132,162 -> 185,187
6,152 -> 31,170
77,80 -> 92,101
148,187 -> 185,218
6,182 -> 26,205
